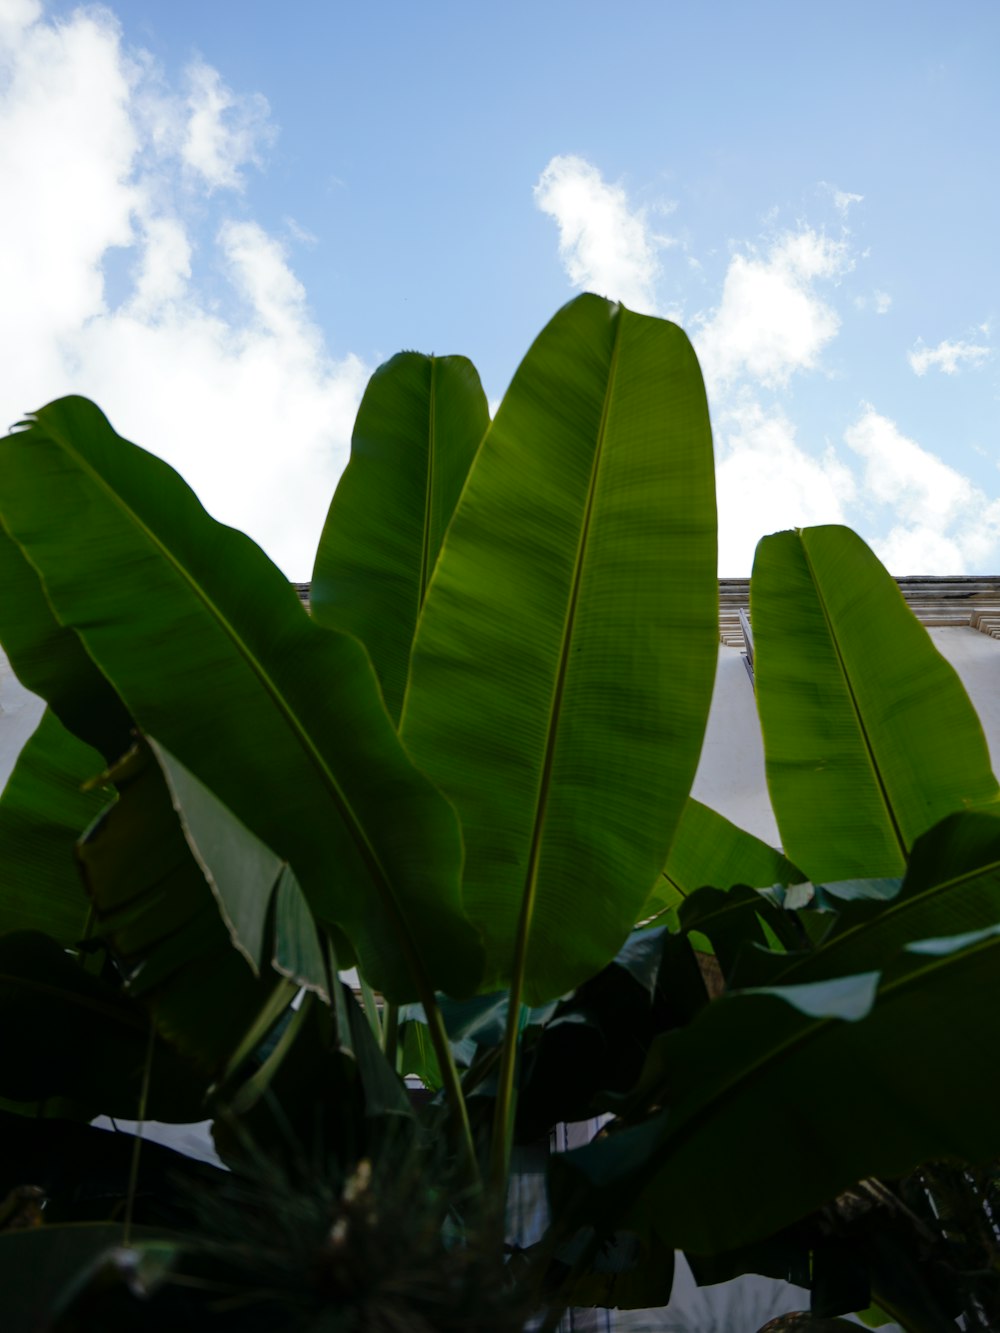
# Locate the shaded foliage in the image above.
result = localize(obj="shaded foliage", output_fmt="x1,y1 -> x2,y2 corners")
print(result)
0,295 -> 998,1330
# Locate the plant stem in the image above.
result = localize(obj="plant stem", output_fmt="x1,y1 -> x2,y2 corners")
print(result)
348,928 -> 477,1182
358,973 -> 383,1043
123,1017 -> 155,1247
383,1001 -> 400,1069
353,921 -> 477,1183
489,982 -> 526,1196
423,994 -> 479,1188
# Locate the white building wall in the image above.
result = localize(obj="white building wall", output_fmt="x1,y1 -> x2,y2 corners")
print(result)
930,625 -> 1000,773
0,651 -> 42,790
691,644 -> 779,846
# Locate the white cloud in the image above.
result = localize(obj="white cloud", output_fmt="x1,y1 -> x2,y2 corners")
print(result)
0,0 -> 39,39
854,289 -> 892,315
533,159 -> 852,395
220,220 -> 315,345
0,2 -> 136,369
284,215 -> 318,247
130,214 -> 191,314
844,406 -> 1000,571
834,189 -> 863,215
821,182 -> 864,215
908,338 -> 991,376
715,398 -> 855,573
534,154 -> 662,314
713,399 -> 1000,576
534,157 -> 1000,575
0,2 -> 365,578
695,228 -> 849,392
180,59 -> 272,191
846,406 -> 974,528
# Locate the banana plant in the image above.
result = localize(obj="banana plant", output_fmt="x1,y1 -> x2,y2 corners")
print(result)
3,292 -> 1000,1330
308,295 -> 720,1186
0,293 -> 719,1184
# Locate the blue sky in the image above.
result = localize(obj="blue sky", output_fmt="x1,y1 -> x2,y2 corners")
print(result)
2,0 -> 999,576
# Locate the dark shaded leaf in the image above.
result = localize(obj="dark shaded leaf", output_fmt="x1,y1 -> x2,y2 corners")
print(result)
78,742 -> 287,1077
0,522 -> 131,760
552,922 -> 1000,1255
735,809 -> 1000,988
0,711 -> 107,945
0,930 -> 202,1120
0,397 -> 481,1001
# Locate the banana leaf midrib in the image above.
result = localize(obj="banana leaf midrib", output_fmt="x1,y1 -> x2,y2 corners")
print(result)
512,311 -> 627,981
419,357 -> 437,610
659,872 -> 688,899
399,378 -> 491,725
798,536 -> 907,861
32,414 -> 413,945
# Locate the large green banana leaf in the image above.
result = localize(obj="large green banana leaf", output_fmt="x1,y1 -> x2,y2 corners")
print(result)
0,710 -> 107,944
664,798 -> 803,895
552,919 -> 1000,1254
0,523 -> 131,760
148,737 -> 328,992
640,797 -> 803,923
401,295 -> 718,1001
0,397 -> 482,1002
77,741 -> 292,1076
0,522 -> 130,941
311,353 -> 489,722
752,526 -> 999,880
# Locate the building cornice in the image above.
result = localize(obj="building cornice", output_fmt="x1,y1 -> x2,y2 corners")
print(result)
294,578 -> 1000,648
718,576 -> 1000,647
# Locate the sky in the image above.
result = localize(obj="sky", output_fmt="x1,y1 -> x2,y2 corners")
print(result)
1,0 -> 999,578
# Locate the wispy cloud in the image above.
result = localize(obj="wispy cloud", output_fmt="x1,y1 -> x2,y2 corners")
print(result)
533,155 -> 663,314
180,60 -> 273,192
821,182 -> 864,216
536,154 -> 1000,573
694,229 -> 850,392
856,289 -> 892,314
0,3 -> 365,577
908,337 -> 991,376
845,406 -> 1000,571
715,397 -> 855,574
